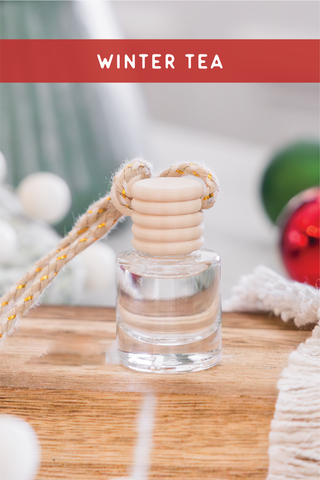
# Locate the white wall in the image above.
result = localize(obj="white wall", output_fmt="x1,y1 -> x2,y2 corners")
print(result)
112,1 -> 319,147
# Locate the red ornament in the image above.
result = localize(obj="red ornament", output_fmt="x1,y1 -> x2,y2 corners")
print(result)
280,188 -> 320,287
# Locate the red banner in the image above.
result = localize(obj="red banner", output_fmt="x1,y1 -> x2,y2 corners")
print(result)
1,39 -> 319,83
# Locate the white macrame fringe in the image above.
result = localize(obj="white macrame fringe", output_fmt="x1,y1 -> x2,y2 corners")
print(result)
267,325 -> 320,480
224,266 -> 320,480
224,265 -> 320,328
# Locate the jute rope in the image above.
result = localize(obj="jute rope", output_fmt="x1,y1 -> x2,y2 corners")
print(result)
0,159 -> 219,340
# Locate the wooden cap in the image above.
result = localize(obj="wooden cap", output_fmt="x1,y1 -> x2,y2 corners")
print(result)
131,177 -> 205,255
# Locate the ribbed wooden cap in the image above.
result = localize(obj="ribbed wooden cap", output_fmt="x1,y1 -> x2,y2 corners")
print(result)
130,177 -> 205,255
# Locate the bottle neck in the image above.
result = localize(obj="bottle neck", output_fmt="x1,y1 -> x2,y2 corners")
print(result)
132,248 -> 203,260
131,249 -> 203,265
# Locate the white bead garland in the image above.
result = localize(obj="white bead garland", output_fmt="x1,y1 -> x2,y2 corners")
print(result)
17,172 -> 71,224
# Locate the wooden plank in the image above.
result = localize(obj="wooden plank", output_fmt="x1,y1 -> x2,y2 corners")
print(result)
0,306 -> 311,479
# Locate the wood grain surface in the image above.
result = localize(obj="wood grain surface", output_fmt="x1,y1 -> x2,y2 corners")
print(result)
0,306 -> 311,479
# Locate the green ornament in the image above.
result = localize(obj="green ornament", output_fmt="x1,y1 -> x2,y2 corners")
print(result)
261,140 -> 320,223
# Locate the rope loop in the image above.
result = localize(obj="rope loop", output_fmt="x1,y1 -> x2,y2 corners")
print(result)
112,159 -> 153,212
160,162 -> 219,209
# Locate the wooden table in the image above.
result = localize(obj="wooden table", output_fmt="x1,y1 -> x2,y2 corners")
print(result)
0,306 -> 311,479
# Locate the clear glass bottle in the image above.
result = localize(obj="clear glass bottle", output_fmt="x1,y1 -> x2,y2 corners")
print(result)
116,248 -> 221,373
113,175 -> 222,373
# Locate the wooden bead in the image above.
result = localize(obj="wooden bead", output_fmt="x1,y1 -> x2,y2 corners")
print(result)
131,177 -> 205,202
131,211 -> 204,229
132,224 -> 204,243
132,237 -> 204,256
131,198 -> 202,216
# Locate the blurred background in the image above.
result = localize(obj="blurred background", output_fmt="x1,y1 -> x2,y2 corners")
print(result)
0,0 -> 319,306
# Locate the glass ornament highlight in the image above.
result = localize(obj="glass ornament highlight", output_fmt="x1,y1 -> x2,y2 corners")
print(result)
279,188 -> 320,287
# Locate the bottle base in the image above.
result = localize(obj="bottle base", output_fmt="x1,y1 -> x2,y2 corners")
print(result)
118,349 -> 222,373
117,322 -> 222,373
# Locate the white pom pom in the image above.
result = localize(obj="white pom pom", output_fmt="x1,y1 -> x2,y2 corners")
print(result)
0,151 -> 7,183
0,415 -> 40,480
0,219 -> 18,265
17,172 -> 71,224
78,242 -> 116,290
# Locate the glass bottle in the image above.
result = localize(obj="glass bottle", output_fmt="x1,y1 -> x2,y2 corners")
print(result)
114,176 -> 221,373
